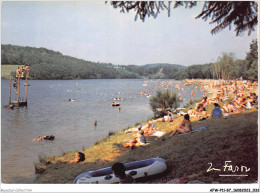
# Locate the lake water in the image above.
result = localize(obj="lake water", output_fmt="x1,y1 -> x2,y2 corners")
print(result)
1,79 -> 202,183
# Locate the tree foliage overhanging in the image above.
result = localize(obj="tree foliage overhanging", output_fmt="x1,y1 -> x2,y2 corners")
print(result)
109,1 -> 258,36
1,39 -> 258,81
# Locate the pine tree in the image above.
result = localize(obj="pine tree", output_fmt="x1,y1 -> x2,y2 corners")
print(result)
149,90 -> 178,118
109,1 -> 258,36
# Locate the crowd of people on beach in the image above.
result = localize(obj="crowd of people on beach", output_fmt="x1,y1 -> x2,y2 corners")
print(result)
39,79 -> 257,162
35,78 -> 257,184
189,79 -> 257,117
122,78 -> 258,149
67,78 -> 258,184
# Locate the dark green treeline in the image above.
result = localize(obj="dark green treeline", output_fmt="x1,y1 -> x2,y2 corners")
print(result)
1,40 -> 257,81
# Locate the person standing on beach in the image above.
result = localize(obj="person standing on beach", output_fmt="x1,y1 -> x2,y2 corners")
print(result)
20,66 -> 25,78
16,67 -> 20,77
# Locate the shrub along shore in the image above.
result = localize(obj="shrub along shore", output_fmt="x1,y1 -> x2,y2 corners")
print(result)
33,80 -> 258,184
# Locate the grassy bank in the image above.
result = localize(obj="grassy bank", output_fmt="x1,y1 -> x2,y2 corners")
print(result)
1,64 -> 20,79
33,103 -> 258,184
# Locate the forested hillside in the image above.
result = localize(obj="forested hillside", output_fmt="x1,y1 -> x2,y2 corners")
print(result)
1,44 -> 139,79
1,45 -> 185,79
1,41 -> 258,81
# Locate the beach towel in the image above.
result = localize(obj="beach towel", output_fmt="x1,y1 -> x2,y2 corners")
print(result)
124,141 -> 150,148
124,127 -> 138,133
198,117 -> 208,121
177,126 -> 208,136
223,113 -> 231,119
191,125 -> 208,131
150,131 -> 166,138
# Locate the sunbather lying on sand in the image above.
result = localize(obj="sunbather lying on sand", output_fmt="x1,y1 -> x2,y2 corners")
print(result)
124,126 -> 139,133
143,123 -> 156,136
223,102 -> 236,113
123,130 -> 147,147
188,108 -> 197,117
198,107 -> 207,118
149,118 -> 163,123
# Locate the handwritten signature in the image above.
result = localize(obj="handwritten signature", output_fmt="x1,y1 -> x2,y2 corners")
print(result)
207,161 -> 250,176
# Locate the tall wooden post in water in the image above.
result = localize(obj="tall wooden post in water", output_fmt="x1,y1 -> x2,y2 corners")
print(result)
9,66 -> 29,107
9,76 -> 12,104
25,76 -> 28,103
17,77 -> 20,104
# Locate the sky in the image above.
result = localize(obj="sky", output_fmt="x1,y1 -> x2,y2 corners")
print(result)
1,1 -> 258,66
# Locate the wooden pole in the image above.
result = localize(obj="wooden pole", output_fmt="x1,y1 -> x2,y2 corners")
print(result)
9,76 -> 12,104
25,76 -> 28,103
17,77 -> 20,104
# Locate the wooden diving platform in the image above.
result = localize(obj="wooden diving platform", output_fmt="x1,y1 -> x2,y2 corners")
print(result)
9,74 -> 29,107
